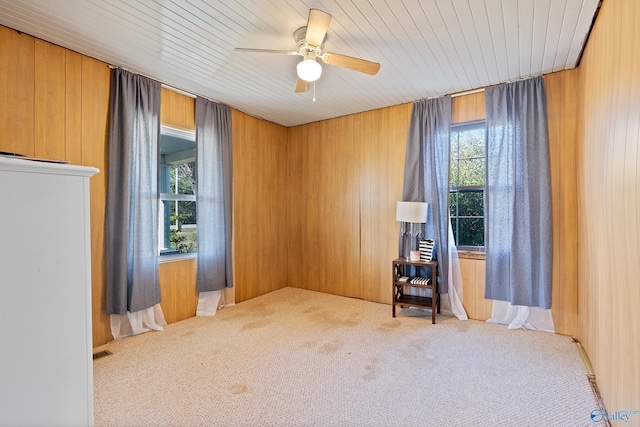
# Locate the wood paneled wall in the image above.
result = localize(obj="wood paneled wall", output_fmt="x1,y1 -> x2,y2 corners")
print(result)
545,70 -> 579,336
161,88 -> 195,130
452,91 -> 485,123
576,0 -> 640,414
0,26 -> 112,346
287,105 -> 411,302
232,110 -> 289,302
158,259 -> 198,324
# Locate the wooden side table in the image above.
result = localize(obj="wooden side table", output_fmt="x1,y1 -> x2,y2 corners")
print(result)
392,258 -> 440,324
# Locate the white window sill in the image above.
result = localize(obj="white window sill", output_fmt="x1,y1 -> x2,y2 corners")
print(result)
457,250 -> 485,260
158,252 -> 197,263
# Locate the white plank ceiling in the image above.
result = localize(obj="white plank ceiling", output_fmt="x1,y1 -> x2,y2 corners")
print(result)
0,0 -> 600,127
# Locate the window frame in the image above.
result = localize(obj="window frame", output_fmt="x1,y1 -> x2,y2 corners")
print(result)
159,125 -> 197,258
449,120 -> 486,251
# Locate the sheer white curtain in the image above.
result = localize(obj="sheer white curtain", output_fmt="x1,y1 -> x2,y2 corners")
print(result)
105,69 -> 166,340
484,77 -> 554,332
401,97 -> 467,321
110,306 -> 166,339
487,302 -> 554,332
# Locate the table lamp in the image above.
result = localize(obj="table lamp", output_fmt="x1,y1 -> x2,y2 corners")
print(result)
396,201 -> 428,260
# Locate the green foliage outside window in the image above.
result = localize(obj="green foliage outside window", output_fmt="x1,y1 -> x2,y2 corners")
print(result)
170,229 -> 197,254
169,162 -> 196,225
450,123 -> 485,248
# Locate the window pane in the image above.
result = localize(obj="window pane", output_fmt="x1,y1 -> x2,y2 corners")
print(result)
458,128 -> 485,159
449,191 -> 458,217
458,158 -> 484,186
450,122 -> 486,249
160,131 -> 196,195
450,133 -> 459,187
175,200 -> 196,225
457,190 -> 484,216
160,199 -> 198,255
449,161 -> 459,187
457,218 -> 484,247
166,162 -> 196,195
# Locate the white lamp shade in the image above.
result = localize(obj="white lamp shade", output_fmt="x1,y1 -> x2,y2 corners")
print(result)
396,201 -> 428,223
297,58 -> 322,82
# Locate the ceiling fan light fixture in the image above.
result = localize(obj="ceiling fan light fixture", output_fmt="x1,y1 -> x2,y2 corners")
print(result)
297,58 -> 322,82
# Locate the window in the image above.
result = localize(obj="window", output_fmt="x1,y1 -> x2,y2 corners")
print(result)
450,121 -> 485,249
159,126 -> 197,255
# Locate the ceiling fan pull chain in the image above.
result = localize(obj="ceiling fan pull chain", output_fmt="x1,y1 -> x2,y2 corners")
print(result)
313,81 -> 316,102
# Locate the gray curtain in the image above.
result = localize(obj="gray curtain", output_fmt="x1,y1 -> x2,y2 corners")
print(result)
105,69 -> 161,314
400,96 -> 452,294
195,97 -> 233,292
484,76 -> 552,309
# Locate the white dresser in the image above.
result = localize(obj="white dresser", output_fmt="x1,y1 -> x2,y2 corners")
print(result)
0,156 -> 98,426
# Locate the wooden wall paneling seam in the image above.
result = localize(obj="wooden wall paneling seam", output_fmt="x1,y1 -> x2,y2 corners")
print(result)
377,107 -> 391,304
34,40 -> 66,161
286,125 -> 302,292
65,50 -> 83,165
359,110 -> 374,301
0,26 -> 35,156
475,260 -> 491,319
349,114 -> 362,299
459,258 -> 477,319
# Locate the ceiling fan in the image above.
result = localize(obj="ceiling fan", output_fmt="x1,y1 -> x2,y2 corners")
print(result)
235,9 -> 380,94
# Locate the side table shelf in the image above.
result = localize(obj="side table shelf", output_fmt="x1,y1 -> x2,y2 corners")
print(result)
392,258 -> 440,324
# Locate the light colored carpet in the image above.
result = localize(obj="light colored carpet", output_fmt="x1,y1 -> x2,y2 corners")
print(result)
93,287 -> 602,426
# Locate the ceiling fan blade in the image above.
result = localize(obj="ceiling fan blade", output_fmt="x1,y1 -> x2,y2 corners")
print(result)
321,52 -> 380,75
234,48 -> 299,55
295,77 -> 310,93
305,9 -> 332,47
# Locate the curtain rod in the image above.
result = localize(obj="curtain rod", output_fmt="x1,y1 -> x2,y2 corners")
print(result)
450,88 -> 485,98
449,75 -> 545,98
109,65 -> 198,99
161,83 -> 196,99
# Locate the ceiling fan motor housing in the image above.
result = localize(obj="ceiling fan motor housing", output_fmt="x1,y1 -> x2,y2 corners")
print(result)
294,26 -> 325,57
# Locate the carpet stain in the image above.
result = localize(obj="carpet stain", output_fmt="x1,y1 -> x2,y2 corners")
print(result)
302,305 -> 320,314
452,321 -> 471,333
300,340 -> 318,349
363,364 -> 379,381
409,341 -> 429,352
363,358 -> 381,381
311,312 -> 342,326
319,340 -> 343,355
342,312 -> 361,327
229,385 -> 248,395
241,319 -> 272,331
378,320 -> 401,331
309,310 -> 362,328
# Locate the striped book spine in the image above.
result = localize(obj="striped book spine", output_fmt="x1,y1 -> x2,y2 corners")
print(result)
419,239 -> 435,261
